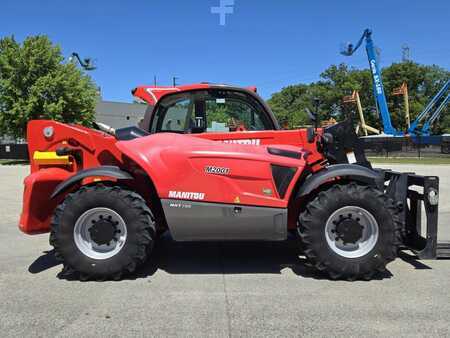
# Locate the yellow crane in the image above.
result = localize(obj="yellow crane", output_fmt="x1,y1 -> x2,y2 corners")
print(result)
343,91 -> 380,136
392,82 -> 410,129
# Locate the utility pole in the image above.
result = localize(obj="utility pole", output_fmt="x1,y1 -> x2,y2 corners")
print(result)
153,75 -> 157,86
172,76 -> 179,87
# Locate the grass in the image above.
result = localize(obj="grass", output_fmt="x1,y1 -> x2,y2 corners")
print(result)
369,157 -> 450,165
0,159 -> 29,165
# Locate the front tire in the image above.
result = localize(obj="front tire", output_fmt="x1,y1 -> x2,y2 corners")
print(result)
50,185 -> 155,280
298,183 -> 401,280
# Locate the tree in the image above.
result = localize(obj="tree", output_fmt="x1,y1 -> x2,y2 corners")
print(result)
268,62 -> 449,133
0,35 -> 98,139
266,84 -> 311,127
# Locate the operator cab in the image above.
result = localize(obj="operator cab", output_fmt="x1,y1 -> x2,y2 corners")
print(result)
106,85 -> 279,141
136,86 -> 279,135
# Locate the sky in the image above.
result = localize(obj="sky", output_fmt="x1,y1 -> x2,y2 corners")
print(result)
1,0 -> 449,102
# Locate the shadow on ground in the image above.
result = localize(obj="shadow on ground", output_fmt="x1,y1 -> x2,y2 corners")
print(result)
397,251 -> 433,270
28,233 -> 402,281
134,235 -> 323,279
28,250 -> 60,274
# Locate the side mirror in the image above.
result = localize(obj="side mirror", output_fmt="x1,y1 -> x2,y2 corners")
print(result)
306,107 -> 319,130
306,108 -> 317,125
307,127 -> 315,143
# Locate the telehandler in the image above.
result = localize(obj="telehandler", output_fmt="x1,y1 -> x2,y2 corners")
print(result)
19,83 -> 447,281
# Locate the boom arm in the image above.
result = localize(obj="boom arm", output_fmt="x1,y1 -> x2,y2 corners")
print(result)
408,80 -> 449,135
341,29 -> 400,135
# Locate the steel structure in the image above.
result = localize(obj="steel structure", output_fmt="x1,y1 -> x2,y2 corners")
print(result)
408,80 -> 449,136
342,29 -> 449,137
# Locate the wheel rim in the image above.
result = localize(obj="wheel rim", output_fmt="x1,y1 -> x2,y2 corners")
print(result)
73,207 -> 127,260
325,206 -> 379,258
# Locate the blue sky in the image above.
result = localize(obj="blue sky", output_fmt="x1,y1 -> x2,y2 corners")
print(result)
1,0 -> 449,102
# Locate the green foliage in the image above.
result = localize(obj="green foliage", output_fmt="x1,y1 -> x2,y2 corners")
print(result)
267,62 -> 449,133
0,35 -> 98,139
268,84 -> 311,127
206,101 -> 232,127
206,99 -> 266,130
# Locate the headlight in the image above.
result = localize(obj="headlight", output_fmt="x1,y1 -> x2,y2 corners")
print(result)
43,126 -> 54,139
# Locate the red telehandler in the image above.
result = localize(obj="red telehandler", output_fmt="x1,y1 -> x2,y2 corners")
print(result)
19,83 -> 447,281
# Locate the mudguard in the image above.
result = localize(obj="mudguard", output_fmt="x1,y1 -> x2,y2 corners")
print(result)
19,168 -> 72,234
51,165 -> 132,199
296,163 -> 383,198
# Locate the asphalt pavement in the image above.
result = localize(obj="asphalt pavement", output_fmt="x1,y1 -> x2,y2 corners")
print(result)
1,164 -> 449,337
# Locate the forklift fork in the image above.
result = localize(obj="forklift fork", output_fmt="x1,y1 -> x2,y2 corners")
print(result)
383,170 -> 450,258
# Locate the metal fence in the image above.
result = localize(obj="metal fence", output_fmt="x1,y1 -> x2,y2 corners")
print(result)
1,135 -> 450,161
0,143 -> 29,160
362,135 -> 450,158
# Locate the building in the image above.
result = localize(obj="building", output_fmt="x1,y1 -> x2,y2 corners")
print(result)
95,100 -> 148,129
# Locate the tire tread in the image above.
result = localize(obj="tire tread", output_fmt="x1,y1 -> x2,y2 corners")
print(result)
50,184 -> 155,281
298,182 -> 402,281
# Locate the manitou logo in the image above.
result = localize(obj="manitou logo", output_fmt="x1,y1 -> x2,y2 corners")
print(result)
222,139 -> 261,145
168,191 -> 205,200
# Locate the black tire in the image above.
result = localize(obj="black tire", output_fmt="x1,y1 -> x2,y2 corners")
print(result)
298,183 -> 401,281
50,185 -> 155,280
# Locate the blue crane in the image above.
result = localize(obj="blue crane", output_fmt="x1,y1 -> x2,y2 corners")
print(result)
342,29 -> 449,138
408,80 -> 449,136
341,29 -> 402,135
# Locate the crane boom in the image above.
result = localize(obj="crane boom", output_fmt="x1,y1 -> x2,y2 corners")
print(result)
343,29 -> 448,137
408,80 -> 449,135
421,94 -> 449,135
341,29 -> 401,135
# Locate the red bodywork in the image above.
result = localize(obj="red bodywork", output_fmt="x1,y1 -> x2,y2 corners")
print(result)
132,83 -> 257,106
20,121 -> 121,234
20,85 -> 326,235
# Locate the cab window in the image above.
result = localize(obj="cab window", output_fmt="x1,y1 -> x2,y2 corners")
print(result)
204,91 -> 272,132
150,93 -> 195,133
151,89 -> 273,134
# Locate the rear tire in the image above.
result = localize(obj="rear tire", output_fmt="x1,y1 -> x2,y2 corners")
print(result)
298,183 -> 401,280
50,185 -> 155,280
